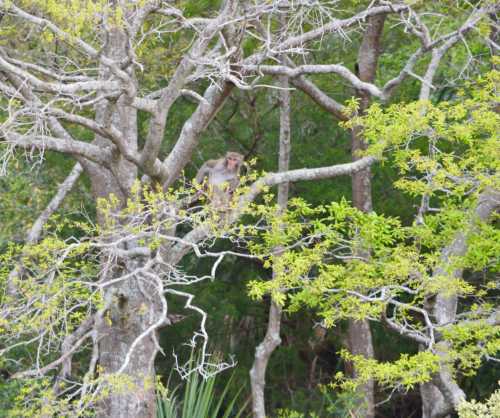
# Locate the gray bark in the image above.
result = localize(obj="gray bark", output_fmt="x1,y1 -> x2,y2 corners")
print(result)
420,190 -> 500,418
346,15 -> 386,418
351,14 -> 385,212
91,5 -> 240,415
250,301 -> 282,418
346,319 -> 375,417
415,8 -> 500,415
250,71 -> 291,418
86,24 -> 159,418
96,279 -> 160,418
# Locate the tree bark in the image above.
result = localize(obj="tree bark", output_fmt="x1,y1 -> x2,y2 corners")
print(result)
96,279 -> 160,418
351,14 -> 385,212
250,70 -> 291,418
346,319 -> 375,416
250,300 -> 282,418
420,190 -> 500,418
86,24 -> 159,418
347,14 -> 386,418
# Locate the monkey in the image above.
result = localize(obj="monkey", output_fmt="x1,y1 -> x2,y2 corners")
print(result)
195,151 -> 244,190
194,151 -> 244,208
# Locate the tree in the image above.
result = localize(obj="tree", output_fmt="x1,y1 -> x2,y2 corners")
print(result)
247,69 -> 499,418
0,1 -> 497,417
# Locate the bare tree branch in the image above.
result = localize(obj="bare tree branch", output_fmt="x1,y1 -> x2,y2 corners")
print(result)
27,163 -> 83,244
0,54 -> 119,95
140,0 -> 239,175
2,132 -> 112,164
244,63 -> 386,99
290,75 -> 347,120
12,331 -> 93,379
250,47 -> 291,417
162,82 -> 234,186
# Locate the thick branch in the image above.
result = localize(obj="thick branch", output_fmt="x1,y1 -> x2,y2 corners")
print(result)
0,54 -> 119,95
245,64 -> 385,99
264,156 -> 376,186
171,156 -> 377,262
49,109 -> 142,166
140,0 -> 238,174
3,132 -> 112,164
250,61 -> 291,418
432,189 -> 500,326
421,189 -> 500,416
161,82 -> 234,186
290,75 -> 347,120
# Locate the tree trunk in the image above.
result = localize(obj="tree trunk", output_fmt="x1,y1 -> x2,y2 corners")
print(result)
83,25 -> 159,418
345,319 -> 375,417
420,380 -> 449,418
351,13 -> 385,212
346,14 -> 386,418
250,69 -> 291,418
96,278 -> 160,418
250,300 -> 283,418
420,191 -> 499,418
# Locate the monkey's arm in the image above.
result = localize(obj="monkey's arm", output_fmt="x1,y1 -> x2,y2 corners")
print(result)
228,176 -> 240,193
181,160 -> 215,208
195,159 -> 217,184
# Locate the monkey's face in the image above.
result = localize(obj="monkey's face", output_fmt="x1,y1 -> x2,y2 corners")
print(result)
225,152 -> 243,171
226,156 -> 239,170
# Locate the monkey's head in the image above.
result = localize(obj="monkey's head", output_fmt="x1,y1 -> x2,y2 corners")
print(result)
224,151 -> 243,171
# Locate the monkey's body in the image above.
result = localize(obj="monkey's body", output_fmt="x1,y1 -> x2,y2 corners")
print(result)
195,152 -> 244,208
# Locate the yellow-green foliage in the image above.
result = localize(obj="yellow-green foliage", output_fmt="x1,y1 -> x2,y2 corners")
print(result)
277,410 -> 309,418
0,235 -> 98,338
458,384 -> 500,418
345,70 -> 499,197
245,71 -> 499,393
95,175 -> 261,245
16,0 -> 118,35
443,322 -> 500,376
333,351 -> 441,391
